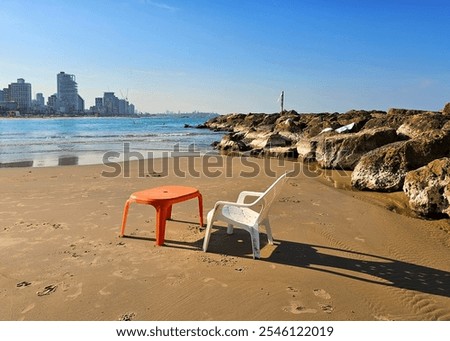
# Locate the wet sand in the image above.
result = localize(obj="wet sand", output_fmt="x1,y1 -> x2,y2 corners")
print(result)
0,156 -> 449,321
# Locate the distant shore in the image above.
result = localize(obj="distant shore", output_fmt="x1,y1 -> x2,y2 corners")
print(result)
0,111 -> 218,119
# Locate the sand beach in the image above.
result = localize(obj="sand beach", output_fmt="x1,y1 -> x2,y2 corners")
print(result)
0,156 -> 449,321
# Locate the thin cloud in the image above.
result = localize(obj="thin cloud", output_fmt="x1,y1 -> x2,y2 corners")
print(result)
142,0 -> 179,12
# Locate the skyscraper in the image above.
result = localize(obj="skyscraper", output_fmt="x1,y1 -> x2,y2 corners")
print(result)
57,72 -> 82,113
36,93 -> 45,107
8,78 -> 32,110
103,92 -> 119,115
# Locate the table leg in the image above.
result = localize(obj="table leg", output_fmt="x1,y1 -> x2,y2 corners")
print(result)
155,204 -> 169,246
120,199 -> 132,236
198,193 -> 204,227
166,204 -> 173,220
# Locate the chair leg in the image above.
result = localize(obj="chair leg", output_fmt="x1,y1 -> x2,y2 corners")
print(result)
226,224 -> 234,235
202,218 -> 214,252
119,200 -> 131,237
263,218 -> 274,244
250,224 -> 261,259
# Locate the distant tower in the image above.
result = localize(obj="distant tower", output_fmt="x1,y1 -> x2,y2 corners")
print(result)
279,90 -> 284,114
57,72 -> 81,113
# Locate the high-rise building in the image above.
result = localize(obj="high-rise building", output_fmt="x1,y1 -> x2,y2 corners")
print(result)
7,78 -> 32,110
77,95 -> 85,112
57,71 -> 83,113
94,97 -> 103,113
129,104 -> 135,115
103,92 -> 119,115
119,99 -> 128,115
95,97 -> 103,108
36,93 -> 45,107
0,89 -> 4,102
47,94 -> 58,109
31,92 -> 46,112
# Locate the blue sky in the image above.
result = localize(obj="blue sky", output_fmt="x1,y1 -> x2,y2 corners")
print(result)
1,0 -> 449,114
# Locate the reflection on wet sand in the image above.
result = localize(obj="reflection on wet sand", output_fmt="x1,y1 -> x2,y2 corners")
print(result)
0,160 -> 34,168
0,156 -> 79,167
58,156 -> 79,166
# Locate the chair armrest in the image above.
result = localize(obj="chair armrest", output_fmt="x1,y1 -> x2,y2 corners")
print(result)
237,191 -> 264,204
213,200 -> 253,210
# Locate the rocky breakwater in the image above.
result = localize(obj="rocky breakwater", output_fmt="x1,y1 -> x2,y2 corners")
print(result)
202,103 -> 450,218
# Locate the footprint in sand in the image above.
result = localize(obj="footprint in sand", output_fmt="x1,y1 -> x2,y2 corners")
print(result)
319,303 -> 334,314
313,289 -> 334,314
287,286 -> 299,293
313,288 -> 331,300
37,284 -> 57,297
286,286 -> 300,297
283,301 -> 317,315
17,281 -> 32,288
119,312 -> 136,321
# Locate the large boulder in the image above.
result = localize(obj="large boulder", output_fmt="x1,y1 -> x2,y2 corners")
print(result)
403,158 -> 450,217
387,108 -> 434,116
214,132 -> 251,152
315,127 -> 398,170
296,138 -> 317,161
338,110 -> 377,129
243,130 -> 272,149
396,113 -> 450,139
296,131 -> 337,162
443,103 -> 450,115
264,132 -> 293,148
351,130 -> 450,191
273,112 -> 303,134
300,115 -> 340,138
363,108 -> 440,131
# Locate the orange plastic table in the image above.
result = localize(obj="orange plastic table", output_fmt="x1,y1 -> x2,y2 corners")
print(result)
120,186 -> 203,245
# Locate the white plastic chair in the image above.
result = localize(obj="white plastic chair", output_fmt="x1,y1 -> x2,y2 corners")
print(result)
202,172 -> 289,259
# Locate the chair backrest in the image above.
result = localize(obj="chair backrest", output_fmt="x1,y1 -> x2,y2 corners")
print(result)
251,172 -> 289,223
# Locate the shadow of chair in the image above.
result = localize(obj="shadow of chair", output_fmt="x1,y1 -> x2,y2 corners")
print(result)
204,228 -> 450,298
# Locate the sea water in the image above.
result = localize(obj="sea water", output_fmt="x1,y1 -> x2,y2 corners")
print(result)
0,113 -> 222,167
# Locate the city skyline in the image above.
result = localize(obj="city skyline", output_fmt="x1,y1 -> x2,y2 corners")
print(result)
1,71 -> 137,115
1,0 -> 450,114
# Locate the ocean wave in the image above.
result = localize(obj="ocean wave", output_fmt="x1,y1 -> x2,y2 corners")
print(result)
1,131 -> 215,145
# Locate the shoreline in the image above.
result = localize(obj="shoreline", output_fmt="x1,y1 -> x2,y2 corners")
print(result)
0,147 -> 220,169
0,153 -> 436,220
